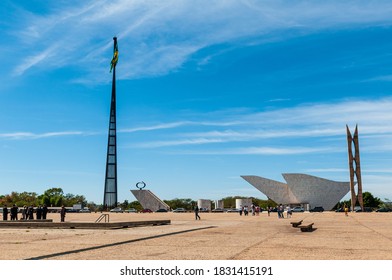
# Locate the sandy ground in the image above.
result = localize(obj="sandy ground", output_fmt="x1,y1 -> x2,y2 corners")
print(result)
1,211 -> 392,260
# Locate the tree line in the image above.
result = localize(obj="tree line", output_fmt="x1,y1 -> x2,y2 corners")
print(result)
1,189 -> 388,211
0,188 -> 88,208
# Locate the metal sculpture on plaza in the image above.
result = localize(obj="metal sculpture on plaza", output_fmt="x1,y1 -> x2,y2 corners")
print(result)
346,124 -> 364,211
103,37 -> 119,209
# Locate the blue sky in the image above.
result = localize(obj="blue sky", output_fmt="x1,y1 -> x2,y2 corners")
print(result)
1,0 -> 392,204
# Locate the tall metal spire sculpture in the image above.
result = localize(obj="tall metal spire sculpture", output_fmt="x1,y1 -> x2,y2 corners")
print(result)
103,37 -> 119,209
346,124 -> 364,211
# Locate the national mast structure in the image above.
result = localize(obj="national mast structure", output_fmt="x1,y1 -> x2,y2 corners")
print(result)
103,37 -> 119,209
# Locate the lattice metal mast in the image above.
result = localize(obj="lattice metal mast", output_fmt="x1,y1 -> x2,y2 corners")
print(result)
103,37 -> 119,209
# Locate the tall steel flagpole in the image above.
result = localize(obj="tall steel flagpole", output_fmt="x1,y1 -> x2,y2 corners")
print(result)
103,37 -> 118,209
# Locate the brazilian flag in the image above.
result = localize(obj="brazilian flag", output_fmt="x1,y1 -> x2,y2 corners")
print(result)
110,38 -> 118,72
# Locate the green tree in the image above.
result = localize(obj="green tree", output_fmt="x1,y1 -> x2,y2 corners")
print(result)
128,200 -> 142,211
63,193 -> 87,206
41,188 -> 64,206
362,191 -> 381,208
164,198 -> 195,210
0,191 -> 39,206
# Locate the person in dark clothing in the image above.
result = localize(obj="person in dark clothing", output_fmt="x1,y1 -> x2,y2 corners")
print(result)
22,205 -> 28,220
10,204 -> 18,220
42,205 -> 48,220
60,205 -> 66,222
2,206 -> 8,221
36,205 -> 42,219
194,205 -> 201,220
28,205 -> 34,220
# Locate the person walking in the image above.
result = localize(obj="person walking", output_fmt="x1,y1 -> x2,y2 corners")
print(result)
60,205 -> 66,222
287,206 -> 292,218
194,205 -> 201,220
244,206 -> 249,216
2,206 -> 8,221
278,204 -> 284,218
344,204 -> 349,217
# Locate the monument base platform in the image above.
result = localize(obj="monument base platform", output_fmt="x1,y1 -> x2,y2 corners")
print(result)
0,219 -> 171,229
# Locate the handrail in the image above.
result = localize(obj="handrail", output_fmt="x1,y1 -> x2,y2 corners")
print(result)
95,213 -> 110,223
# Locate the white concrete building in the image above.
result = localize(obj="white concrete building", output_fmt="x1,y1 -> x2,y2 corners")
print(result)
236,198 -> 253,209
241,173 -> 350,210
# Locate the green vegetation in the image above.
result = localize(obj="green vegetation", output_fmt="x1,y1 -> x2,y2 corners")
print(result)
334,191 -> 383,209
0,188 -> 88,207
2,189 -> 388,212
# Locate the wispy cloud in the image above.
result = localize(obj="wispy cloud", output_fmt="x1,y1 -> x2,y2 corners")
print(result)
193,146 -> 331,155
365,75 -> 392,82
7,0 -> 392,81
130,97 -> 392,150
0,131 -> 84,140
119,122 -> 190,133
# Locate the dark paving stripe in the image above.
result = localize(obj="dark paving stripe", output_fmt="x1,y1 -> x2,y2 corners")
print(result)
25,226 -> 215,260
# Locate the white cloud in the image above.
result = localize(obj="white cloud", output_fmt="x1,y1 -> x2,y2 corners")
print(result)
211,146 -> 330,155
0,131 -> 84,140
128,98 -> 392,149
119,121 -> 191,133
9,0 -> 392,80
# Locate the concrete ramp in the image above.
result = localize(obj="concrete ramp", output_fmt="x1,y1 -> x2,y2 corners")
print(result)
131,189 -> 170,212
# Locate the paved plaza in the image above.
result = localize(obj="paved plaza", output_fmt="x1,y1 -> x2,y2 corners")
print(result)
1,211 -> 392,260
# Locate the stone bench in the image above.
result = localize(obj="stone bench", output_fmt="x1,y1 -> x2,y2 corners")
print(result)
298,223 -> 314,232
290,220 -> 303,227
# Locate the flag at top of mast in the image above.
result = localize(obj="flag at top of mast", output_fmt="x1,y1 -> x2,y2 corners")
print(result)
110,37 -> 118,72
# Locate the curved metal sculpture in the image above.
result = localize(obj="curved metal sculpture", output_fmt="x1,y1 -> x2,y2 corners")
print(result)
346,124 -> 364,211
136,181 -> 146,190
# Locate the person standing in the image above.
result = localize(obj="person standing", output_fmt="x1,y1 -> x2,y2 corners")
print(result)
60,205 -> 66,222
22,205 -> 27,220
36,205 -> 42,220
42,205 -> 48,220
10,204 -> 18,220
194,205 -> 201,220
28,205 -> 34,220
2,206 -> 8,221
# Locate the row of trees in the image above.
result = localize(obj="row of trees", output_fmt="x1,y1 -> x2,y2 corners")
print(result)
335,192 -> 386,209
115,196 -> 277,212
1,190 -> 388,211
0,188 -> 88,208
116,193 -> 388,212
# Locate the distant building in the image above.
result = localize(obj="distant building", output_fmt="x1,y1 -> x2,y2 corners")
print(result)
214,200 -> 224,209
198,199 -> 211,210
236,198 -> 253,209
241,173 -> 350,210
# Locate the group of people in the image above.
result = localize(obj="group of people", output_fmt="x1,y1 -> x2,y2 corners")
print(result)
239,204 -> 261,216
2,204 -> 19,220
2,205 -> 49,221
275,204 -> 292,218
